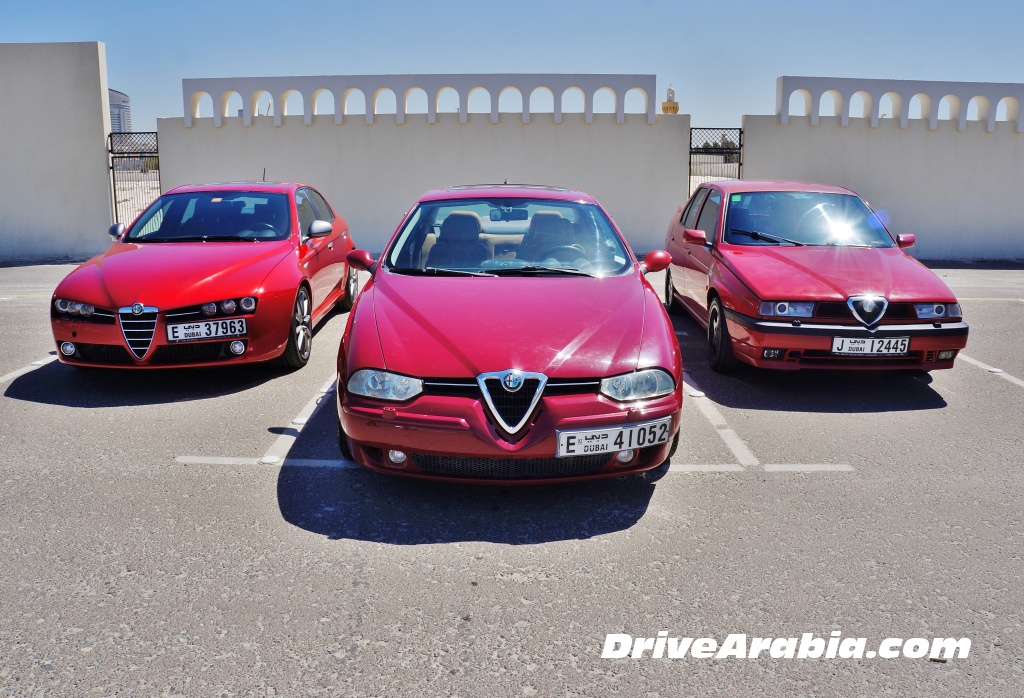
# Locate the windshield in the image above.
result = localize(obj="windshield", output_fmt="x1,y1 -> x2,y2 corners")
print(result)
723,192 -> 895,248
383,198 -> 633,277
125,191 -> 292,242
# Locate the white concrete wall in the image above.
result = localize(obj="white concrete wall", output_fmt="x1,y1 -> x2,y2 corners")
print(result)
0,42 -> 112,262
158,111 -> 690,254
743,114 -> 1024,260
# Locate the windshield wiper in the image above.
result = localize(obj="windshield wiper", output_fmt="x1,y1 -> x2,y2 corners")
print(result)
390,267 -> 496,277
134,235 -> 252,243
730,229 -> 804,246
488,265 -> 595,277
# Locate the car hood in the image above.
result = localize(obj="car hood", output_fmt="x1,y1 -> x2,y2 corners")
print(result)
369,271 -> 647,378
55,240 -> 295,309
721,246 -> 958,302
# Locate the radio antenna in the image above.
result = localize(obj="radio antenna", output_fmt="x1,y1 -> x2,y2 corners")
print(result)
262,167 -> 266,182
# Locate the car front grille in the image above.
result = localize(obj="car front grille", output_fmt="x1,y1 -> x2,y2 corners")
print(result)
150,341 -> 234,365
118,308 -> 158,359
814,302 -> 916,322
797,350 -> 924,367
413,453 -> 612,479
73,343 -> 135,365
481,377 -> 542,432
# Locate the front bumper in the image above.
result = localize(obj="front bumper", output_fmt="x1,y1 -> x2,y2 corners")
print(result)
338,387 -> 683,484
724,309 -> 970,370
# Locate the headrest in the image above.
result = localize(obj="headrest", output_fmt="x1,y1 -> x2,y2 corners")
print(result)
439,212 -> 483,242
529,211 -> 565,236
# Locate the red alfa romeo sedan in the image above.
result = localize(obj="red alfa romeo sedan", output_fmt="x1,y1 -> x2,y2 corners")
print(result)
664,180 -> 969,371
51,182 -> 357,369
336,184 -> 683,483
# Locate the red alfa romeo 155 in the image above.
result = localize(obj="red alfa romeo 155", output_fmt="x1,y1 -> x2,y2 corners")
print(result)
664,180 -> 969,372
336,184 -> 683,483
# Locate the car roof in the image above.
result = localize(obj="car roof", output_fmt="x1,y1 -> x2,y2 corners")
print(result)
165,182 -> 303,195
417,184 -> 599,204
706,180 -> 856,195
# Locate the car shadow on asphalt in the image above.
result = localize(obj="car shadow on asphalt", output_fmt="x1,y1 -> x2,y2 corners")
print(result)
3,360 -> 282,407
669,311 -> 948,412
276,397 -> 666,545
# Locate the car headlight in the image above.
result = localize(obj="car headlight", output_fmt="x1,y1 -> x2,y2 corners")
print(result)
914,303 -> 961,319
758,301 -> 815,318
348,369 -> 423,402
600,369 -> 675,402
54,298 -> 95,317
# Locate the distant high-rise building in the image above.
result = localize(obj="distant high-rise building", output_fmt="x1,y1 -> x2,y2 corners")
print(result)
109,89 -> 132,132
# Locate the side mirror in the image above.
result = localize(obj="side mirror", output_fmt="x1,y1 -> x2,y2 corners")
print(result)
346,249 -> 376,272
896,234 -> 915,249
640,249 -> 672,274
109,223 -> 125,238
307,219 -> 333,238
683,228 -> 708,245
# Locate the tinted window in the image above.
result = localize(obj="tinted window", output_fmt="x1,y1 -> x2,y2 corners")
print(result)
694,190 -> 721,242
296,189 -> 318,237
307,189 -> 335,222
682,189 -> 708,228
125,192 -> 291,241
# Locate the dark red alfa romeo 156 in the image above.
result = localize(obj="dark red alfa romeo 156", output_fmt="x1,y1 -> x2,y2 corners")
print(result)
337,184 -> 683,483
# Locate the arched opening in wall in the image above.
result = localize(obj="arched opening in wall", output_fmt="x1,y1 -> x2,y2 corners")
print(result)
436,87 -> 460,114
467,87 -> 491,114
561,87 -> 585,114
966,96 -> 990,121
996,97 -> 1020,122
343,88 -> 366,116
282,90 -> 304,116
908,93 -> 930,120
191,91 -> 214,119
938,95 -> 961,121
530,87 -> 554,113
404,87 -> 428,114
375,88 -> 397,115
312,89 -> 335,115
593,87 -> 617,113
848,91 -> 871,119
498,87 -> 523,114
220,91 -> 243,119
819,90 -> 842,117
787,89 -> 811,118
879,92 -> 901,120
251,90 -> 273,118
624,88 -> 647,114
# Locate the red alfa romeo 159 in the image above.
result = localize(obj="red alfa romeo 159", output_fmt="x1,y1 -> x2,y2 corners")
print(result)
664,180 -> 969,372
336,185 -> 683,483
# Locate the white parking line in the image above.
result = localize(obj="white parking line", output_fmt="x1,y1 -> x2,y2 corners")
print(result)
668,463 -> 744,473
764,464 -> 855,473
958,353 -> 1024,389
175,456 -> 358,469
259,376 -> 337,464
682,373 -> 760,468
0,355 -> 57,386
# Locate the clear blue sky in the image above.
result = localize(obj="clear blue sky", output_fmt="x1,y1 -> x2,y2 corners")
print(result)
3,0 -> 1022,131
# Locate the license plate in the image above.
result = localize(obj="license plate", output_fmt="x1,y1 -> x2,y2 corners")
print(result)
556,417 -> 673,458
166,318 -> 247,343
831,336 -> 909,355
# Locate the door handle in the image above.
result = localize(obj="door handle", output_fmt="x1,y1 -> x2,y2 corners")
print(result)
328,242 -> 334,250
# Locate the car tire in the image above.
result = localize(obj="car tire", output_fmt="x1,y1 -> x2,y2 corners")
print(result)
337,419 -> 353,461
664,272 -> 679,314
280,286 -> 313,370
338,266 -> 358,313
707,297 -> 738,373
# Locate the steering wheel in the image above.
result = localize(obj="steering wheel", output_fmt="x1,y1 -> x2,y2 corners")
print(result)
238,223 -> 278,239
537,244 -> 586,263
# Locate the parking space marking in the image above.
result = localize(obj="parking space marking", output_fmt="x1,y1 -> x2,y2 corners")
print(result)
668,463 -> 744,473
764,464 -> 855,473
175,456 -> 359,469
682,373 -> 760,468
0,355 -> 57,386
259,376 -> 337,464
958,353 -> 1024,389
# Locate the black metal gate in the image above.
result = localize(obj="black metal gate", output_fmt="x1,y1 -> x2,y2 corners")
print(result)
689,127 -> 742,196
109,132 -> 160,225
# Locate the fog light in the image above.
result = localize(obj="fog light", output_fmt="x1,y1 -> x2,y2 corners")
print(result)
201,302 -> 217,316
220,299 -> 237,314
938,350 -> 955,360
239,296 -> 256,312
60,342 -> 76,356
387,450 -> 407,466
763,348 -> 783,359
615,449 -> 635,464
229,340 -> 245,355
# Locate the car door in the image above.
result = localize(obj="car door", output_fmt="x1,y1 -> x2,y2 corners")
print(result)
295,188 -> 332,311
683,188 -> 722,322
666,188 -> 708,307
306,187 -> 349,301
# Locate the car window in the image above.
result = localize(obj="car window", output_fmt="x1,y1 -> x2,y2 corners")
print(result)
296,189 -> 318,238
681,189 -> 708,228
307,189 -> 335,222
694,190 -> 721,242
125,192 -> 291,241
383,197 -> 633,277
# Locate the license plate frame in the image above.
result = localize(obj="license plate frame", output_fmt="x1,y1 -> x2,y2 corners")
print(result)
166,318 -> 248,343
831,336 -> 909,355
556,417 -> 673,458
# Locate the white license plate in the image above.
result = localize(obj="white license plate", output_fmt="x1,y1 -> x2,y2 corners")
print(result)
556,417 -> 673,458
831,336 -> 909,355
166,318 -> 247,343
